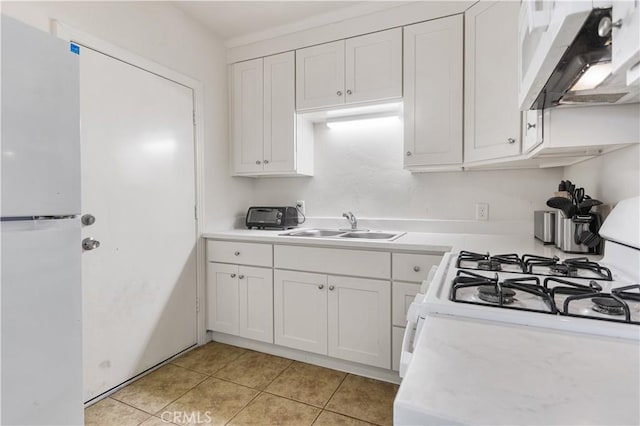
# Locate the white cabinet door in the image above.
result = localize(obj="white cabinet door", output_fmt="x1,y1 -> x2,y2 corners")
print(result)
263,51 -> 295,173
296,40 -> 345,110
612,1 -> 640,77
206,263 -> 239,335
274,270 -> 328,354
327,276 -> 391,369
345,28 -> 402,104
522,109 -> 543,153
238,266 -> 273,343
232,58 -> 264,173
392,282 -> 420,327
404,15 -> 463,167
464,1 -> 521,162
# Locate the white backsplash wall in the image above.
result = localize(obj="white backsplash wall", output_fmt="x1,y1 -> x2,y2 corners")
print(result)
563,144 -> 640,206
251,121 -> 563,221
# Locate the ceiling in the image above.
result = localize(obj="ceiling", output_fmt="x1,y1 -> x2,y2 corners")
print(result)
172,1 -> 397,44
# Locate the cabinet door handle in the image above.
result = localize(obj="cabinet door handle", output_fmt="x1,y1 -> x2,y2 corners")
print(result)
526,123 -> 536,130
318,284 -> 324,290
239,275 -> 245,279
329,285 -> 335,291
406,151 -> 412,157
230,273 -> 236,278
413,266 -> 421,272
346,89 -> 352,95
256,160 -> 262,165
336,91 -> 342,96
507,138 -> 516,144
234,251 -> 240,256
263,160 -> 269,164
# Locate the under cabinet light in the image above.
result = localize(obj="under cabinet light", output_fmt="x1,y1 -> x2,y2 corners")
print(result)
569,61 -> 613,91
325,112 -> 400,130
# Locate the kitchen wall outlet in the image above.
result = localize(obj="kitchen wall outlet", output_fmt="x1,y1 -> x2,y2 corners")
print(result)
476,203 -> 489,221
296,200 -> 305,215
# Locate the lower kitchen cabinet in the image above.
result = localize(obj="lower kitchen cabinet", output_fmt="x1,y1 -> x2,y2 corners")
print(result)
207,262 -> 273,343
274,269 -> 391,369
327,275 -> 391,368
274,270 -> 328,354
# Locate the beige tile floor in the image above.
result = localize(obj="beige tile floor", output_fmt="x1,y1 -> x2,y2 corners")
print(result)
85,342 -> 399,426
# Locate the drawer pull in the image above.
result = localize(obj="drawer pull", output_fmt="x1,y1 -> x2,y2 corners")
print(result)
329,285 -> 335,291
234,251 -> 240,256
230,273 -> 236,278
239,275 -> 245,279
318,284 -> 324,290
413,266 -> 421,272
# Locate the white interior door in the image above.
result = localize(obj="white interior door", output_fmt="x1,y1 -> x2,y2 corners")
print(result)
79,46 -> 197,402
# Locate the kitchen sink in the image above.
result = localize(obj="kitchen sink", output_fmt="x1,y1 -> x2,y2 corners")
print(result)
282,229 -> 346,237
280,229 -> 404,241
339,232 -> 401,240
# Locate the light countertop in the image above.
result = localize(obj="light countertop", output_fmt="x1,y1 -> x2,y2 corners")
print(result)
202,228 -> 577,258
395,314 -> 640,425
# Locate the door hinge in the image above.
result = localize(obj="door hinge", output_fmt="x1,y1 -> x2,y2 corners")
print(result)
194,205 -> 198,220
196,298 -> 200,313
193,111 -> 196,126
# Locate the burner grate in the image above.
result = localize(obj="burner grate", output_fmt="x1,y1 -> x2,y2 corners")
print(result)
522,254 -> 613,281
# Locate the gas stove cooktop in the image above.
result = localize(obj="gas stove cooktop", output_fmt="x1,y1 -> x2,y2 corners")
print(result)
423,249 -> 640,340
456,250 -> 613,280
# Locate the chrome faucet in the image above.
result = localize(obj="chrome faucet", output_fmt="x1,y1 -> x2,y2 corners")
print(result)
342,211 -> 357,230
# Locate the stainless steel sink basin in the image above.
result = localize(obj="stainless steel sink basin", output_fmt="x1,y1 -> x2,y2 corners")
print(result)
282,229 -> 346,237
340,232 -> 401,240
280,229 -> 404,241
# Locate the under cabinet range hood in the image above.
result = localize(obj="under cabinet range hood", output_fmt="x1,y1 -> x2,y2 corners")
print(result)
520,1 -> 640,110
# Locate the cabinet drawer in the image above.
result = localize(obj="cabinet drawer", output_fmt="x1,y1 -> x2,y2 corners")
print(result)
207,240 -> 272,267
392,253 -> 442,282
274,245 -> 390,279
392,282 -> 420,327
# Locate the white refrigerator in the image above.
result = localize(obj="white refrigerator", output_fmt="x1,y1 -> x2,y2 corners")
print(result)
1,15 -> 83,425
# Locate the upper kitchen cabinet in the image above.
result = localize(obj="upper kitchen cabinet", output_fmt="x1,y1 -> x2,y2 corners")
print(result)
464,1 -> 521,163
231,52 -> 313,177
295,28 -> 402,111
612,0 -> 639,84
403,15 -> 463,170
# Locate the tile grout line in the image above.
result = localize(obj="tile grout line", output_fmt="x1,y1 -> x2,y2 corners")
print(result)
322,373 -> 349,410
223,390 -> 264,426
100,397 -> 153,421
152,372 -> 210,417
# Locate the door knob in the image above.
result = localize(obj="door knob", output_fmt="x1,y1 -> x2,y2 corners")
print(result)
234,251 -> 240,256
346,89 -> 352,95
329,285 -> 335,291
81,214 -> 96,226
82,237 -> 100,251
406,151 -> 412,156
507,138 -> 516,144
413,266 -> 421,272
318,284 -> 324,290
230,273 -> 236,278
239,275 -> 245,279
336,91 -> 342,96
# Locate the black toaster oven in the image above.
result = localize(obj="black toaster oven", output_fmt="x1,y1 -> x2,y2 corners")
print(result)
245,206 -> 299,229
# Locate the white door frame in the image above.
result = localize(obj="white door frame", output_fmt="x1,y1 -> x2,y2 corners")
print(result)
51,20 -> 208,346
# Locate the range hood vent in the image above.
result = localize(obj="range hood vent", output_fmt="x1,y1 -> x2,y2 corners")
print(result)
532,8 -> 637,109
